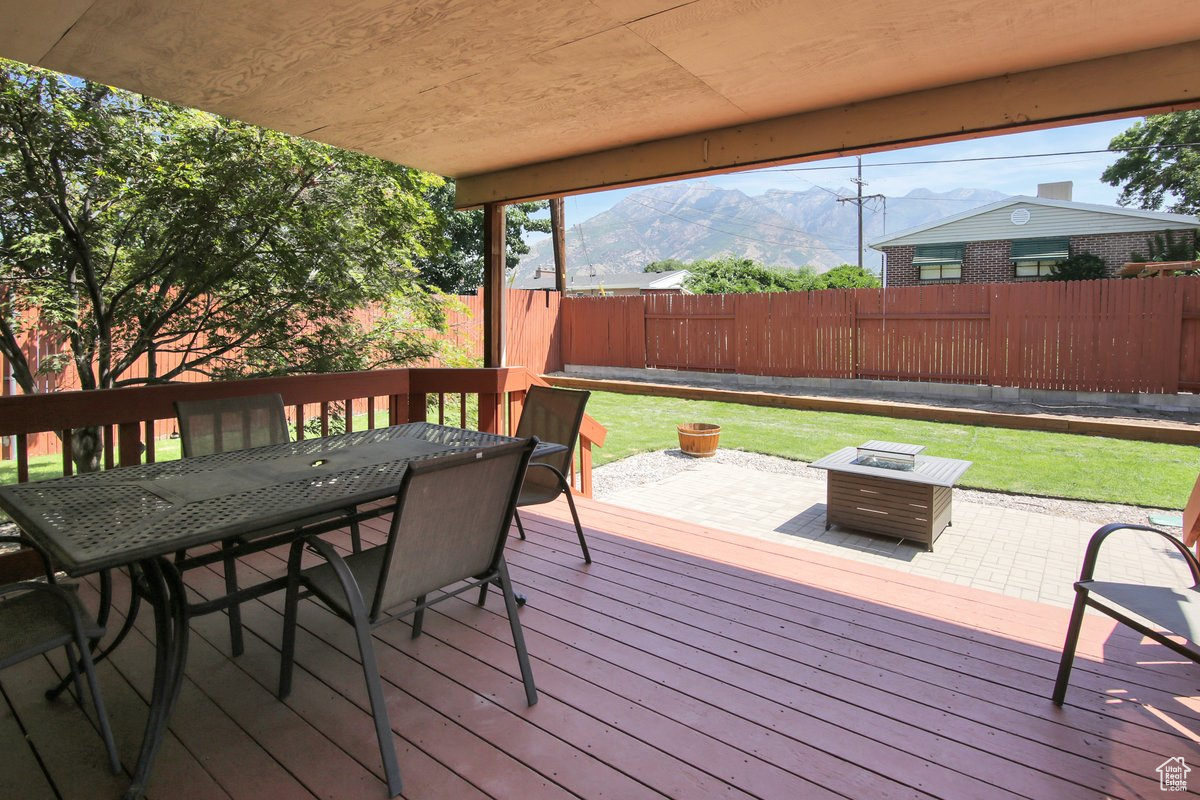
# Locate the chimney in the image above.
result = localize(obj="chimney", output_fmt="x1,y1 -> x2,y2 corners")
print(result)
1037,181 -> 1073,201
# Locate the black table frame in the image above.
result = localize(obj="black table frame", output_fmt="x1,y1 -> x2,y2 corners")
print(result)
0,422 -> 546,800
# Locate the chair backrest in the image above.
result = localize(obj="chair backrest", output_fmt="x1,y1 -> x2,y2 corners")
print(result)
514,385 -> 590,479
369,437 -> 537,618
174,393 -> 290,457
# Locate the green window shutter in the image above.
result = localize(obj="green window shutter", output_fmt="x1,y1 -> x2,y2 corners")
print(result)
1011,237 -> 1069,260
912,243 -> 964,265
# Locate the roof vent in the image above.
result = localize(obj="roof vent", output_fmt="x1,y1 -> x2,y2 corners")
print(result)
1037,181 -> 1073,201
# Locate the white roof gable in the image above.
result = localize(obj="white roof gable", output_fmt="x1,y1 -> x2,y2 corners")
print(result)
870,196 -> 1200,249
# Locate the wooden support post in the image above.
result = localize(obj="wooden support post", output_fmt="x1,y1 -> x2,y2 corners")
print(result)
550,196 -> 567,293
117,422 -> 142,468
407,392 -> 428,424
578,439 -> 593,498
483,202 -> 507,368
507,390 -> 526,436
478,393 -> 503,434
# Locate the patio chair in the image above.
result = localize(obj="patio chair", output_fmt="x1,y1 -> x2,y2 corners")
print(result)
174,393 -> 362,656
0,536 -> 120,774
511,385 -> 592,563
277,437 -> 539,798
1051,474 -> 1200,705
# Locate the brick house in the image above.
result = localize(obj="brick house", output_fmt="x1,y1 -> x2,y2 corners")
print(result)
869,189 -> 1200,288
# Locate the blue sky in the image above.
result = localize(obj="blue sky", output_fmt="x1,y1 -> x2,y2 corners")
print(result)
554,118 -> 1138,229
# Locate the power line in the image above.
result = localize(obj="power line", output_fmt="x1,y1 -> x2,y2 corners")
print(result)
765,141 -> 1200,173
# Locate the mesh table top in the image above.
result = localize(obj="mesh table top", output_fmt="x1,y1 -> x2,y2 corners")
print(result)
0,423 -> 523,575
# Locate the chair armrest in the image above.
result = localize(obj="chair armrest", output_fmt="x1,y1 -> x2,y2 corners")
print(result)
1078,523 -> 1200,585
526,461 -> 571,490
0,535 -> 56,582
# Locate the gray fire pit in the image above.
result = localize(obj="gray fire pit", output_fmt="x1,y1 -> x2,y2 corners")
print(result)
810,441 -> 972,551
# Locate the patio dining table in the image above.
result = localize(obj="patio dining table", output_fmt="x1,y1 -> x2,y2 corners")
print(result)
0,421 -> 552,800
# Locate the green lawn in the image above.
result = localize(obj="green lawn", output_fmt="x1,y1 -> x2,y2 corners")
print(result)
585,390 -> 1198,509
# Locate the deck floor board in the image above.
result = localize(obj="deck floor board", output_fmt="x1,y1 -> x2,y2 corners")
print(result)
4,495 -> 1197,800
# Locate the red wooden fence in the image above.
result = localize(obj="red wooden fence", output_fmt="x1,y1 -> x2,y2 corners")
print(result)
441,289 -> 562,373
563,277 -> 1200,394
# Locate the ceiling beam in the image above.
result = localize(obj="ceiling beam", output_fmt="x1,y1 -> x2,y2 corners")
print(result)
454,40 -> 1200,209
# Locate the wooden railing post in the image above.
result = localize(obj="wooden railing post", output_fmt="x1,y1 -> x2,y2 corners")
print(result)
478,393 -> 503,434
407,392 -> 427,423
507,389 -> 526,436
117,422 -> 143,468
578,437 -> 593,498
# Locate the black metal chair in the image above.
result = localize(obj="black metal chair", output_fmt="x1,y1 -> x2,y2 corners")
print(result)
277,437 -> 539,798
511,385 -> 592,563
0,536 -> 120,774
1052,523 -> 1200,706
174,393 -> 362,656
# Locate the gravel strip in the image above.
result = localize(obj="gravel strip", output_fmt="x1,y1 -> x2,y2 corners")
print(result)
592,449 -> 1181,528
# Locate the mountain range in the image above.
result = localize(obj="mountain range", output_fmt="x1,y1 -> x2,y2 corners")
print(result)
516,183 -> 1008,278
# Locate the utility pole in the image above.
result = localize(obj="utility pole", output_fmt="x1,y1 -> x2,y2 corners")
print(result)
837,156 -> 884,269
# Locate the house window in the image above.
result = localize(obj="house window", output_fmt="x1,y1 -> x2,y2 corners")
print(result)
1011,237 -> 1069,278
913,244 -> 964,282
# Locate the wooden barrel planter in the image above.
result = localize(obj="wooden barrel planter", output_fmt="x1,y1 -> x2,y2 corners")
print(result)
677,423 -> 721,458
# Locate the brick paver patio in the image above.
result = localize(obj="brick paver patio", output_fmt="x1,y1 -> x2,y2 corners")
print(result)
602,460 -> 1191,606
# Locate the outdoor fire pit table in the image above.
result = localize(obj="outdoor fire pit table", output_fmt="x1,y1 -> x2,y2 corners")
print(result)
810,441 -> 971,551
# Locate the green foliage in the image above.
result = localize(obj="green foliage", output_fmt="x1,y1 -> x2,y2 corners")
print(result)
643,258 -> 688,273
1128,229 -> 1199,263
683,257 -> 818,294
416,181 -> 550,294
0,60 -> 451,395
1102,111 -> 1200,215
1046,252 -> 1107,282
815,264 -> 882,289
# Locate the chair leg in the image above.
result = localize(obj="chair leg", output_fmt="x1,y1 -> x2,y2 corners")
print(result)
562,486 -> 591,564
278,542 -> 305,699
63,641 -> 86,707
477,580 -> 490,607
513,510 -> 527,540
497,558 -> 537,707
1052,589 -> 1089,706
352,609 -> 402,796
411,596 -> 426,639
72,638 -> 122,774
222,541 -> 244,657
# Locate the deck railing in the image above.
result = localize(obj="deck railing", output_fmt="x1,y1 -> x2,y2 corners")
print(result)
0,366 -> 605,496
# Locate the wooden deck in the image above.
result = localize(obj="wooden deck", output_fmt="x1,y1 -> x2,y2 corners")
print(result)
3,496 -> 1198,800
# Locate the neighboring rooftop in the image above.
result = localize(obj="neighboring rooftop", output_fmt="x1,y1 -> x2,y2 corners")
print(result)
870,195 -> 1200,249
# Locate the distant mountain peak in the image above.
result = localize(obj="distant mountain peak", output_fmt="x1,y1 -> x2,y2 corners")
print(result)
517,183 -> 1008,279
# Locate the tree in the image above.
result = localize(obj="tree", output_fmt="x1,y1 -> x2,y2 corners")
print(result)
417,181 -> 550,294
1101,111 -> 1200,214
0,61 -> 448,468
683,257 -> 819,294
1046,253 -> 1106,281
643,258 -> 687,273
816,264 -> 881,289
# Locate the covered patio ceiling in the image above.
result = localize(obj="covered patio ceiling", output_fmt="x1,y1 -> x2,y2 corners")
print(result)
1,0 -> 1198,208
